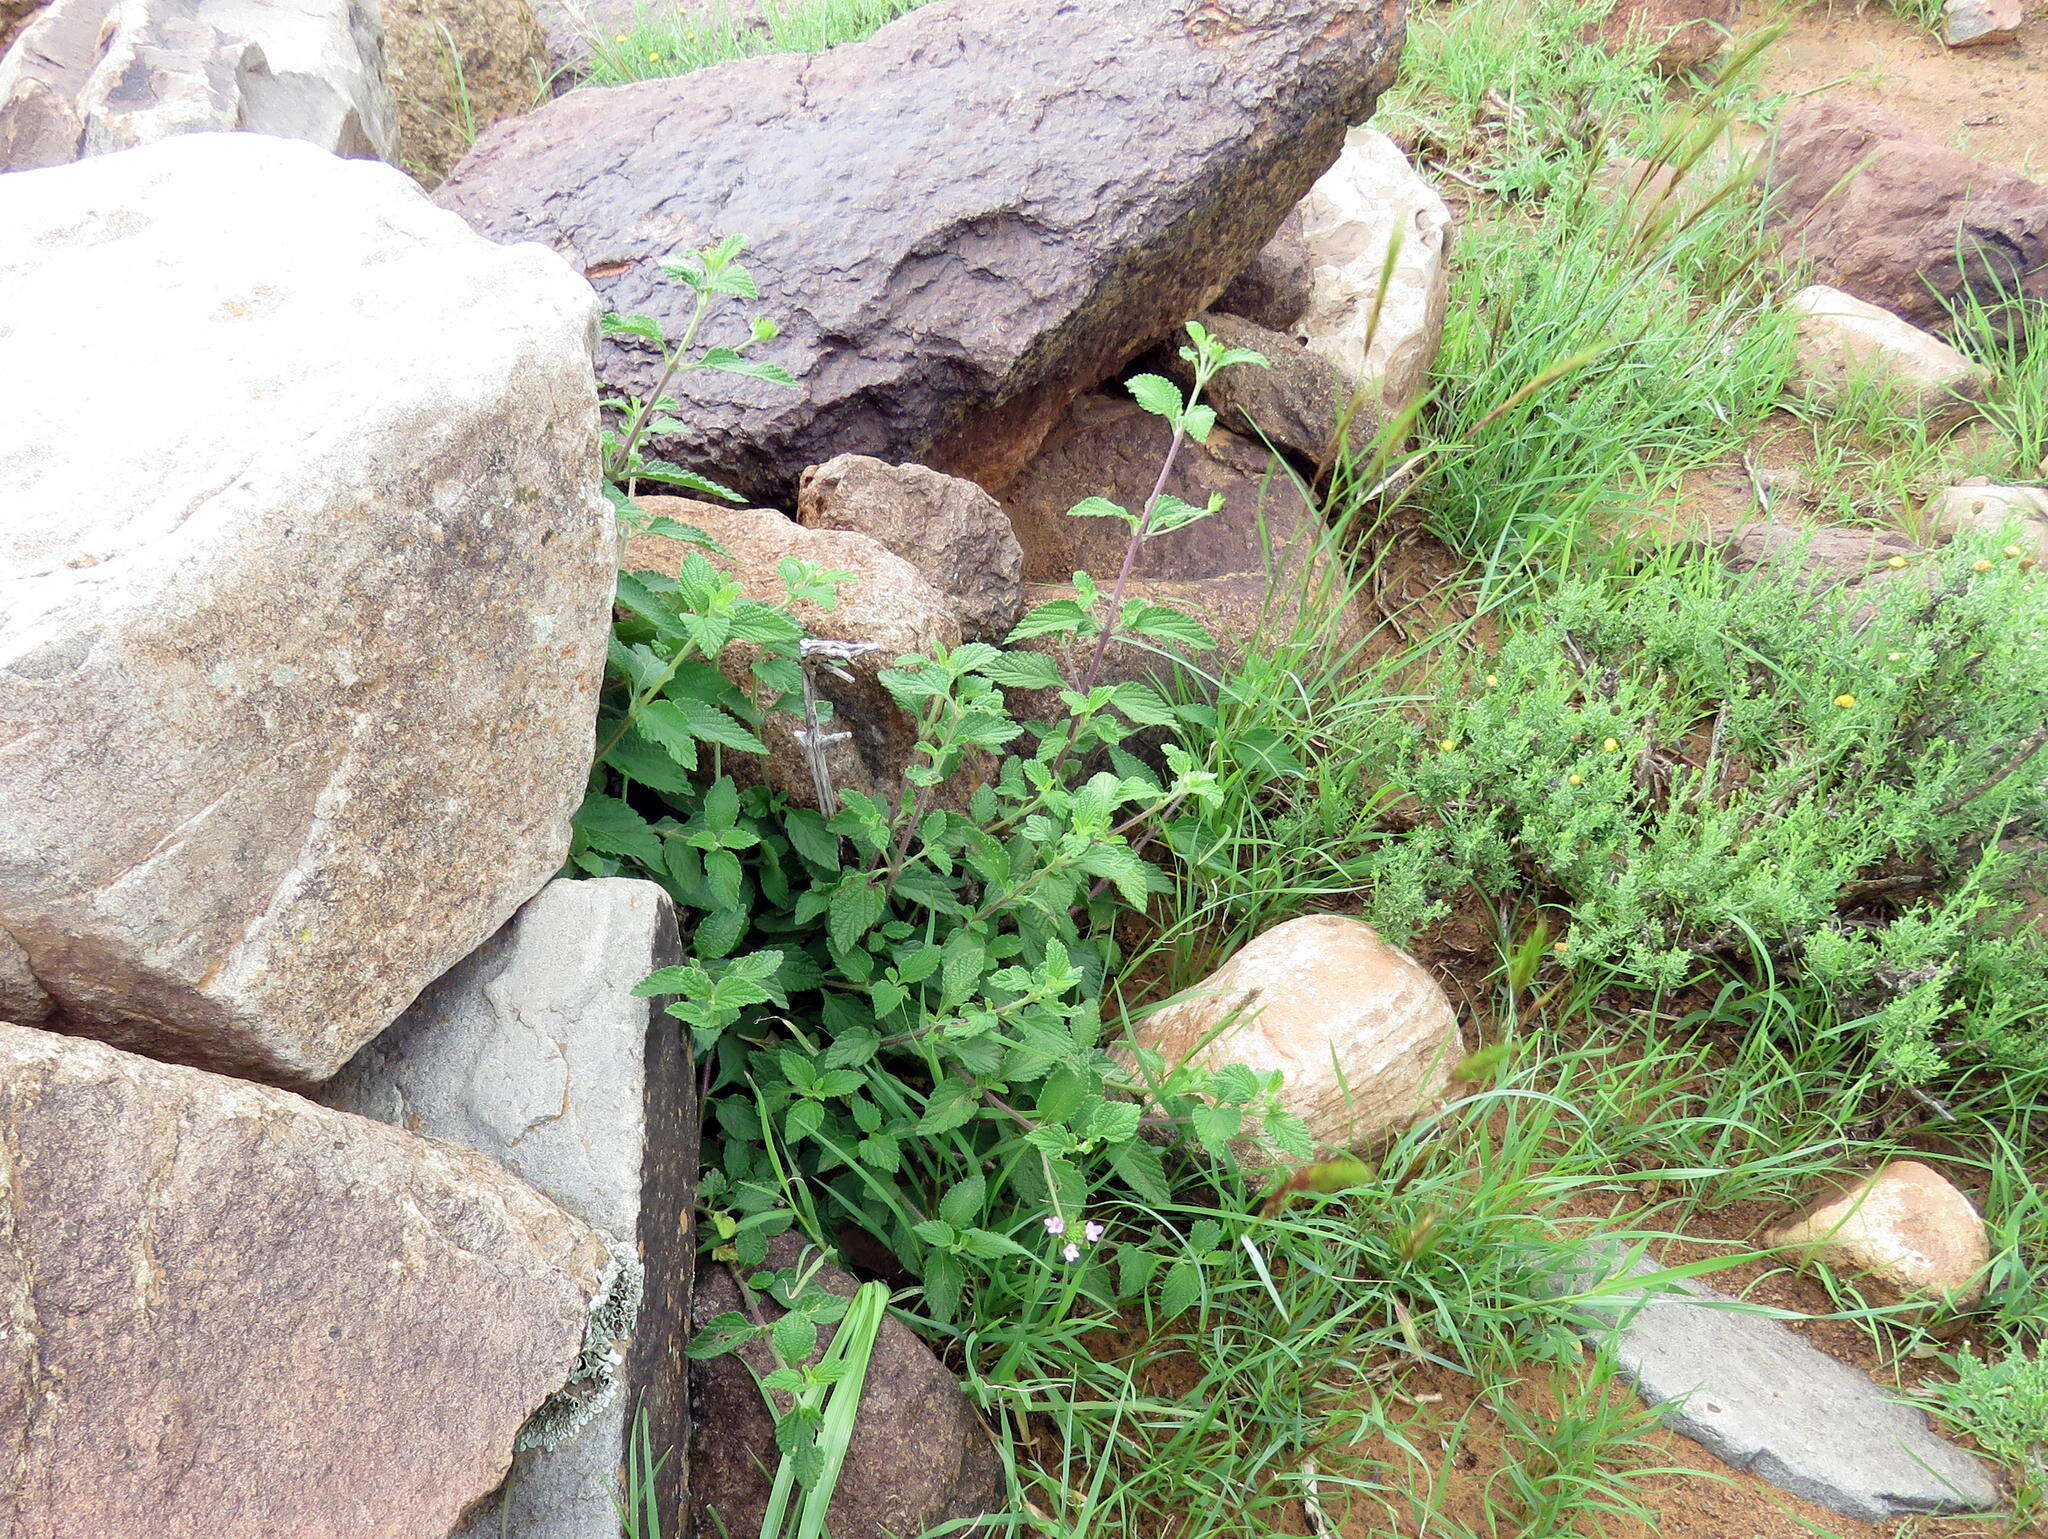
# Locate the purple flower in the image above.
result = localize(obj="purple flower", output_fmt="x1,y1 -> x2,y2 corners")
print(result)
1061,1242 -> 1082,1264
1084,1221 -> 1106,1244
1043,1215 -> 1067,1237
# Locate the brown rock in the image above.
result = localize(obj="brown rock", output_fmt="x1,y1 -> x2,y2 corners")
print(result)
433,0 -> 1403,505
1132,914 -> 1467,1153
1217,207 -> 1315,333
691,1235 -> 1002,1539
623,499 -> 959,809
1942,0 -> 2021,46
1724,519 -> 1930,614
382,0 -> 548,185
1591,0 -> 1736,73
1771,1161 -> 1992,1306
0,1019 -> 612,1539
1766,101 -> 2048,330
1161,312 -> 1376,469
798,455 -> 1025,644
999,394 -> 1320,586
0,926 -> 51,1023
1788,284 -> 1991,429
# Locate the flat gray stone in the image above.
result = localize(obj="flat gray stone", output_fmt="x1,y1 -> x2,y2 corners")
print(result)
1546,1251 -> 1999,1523
325,877 -> 695,1537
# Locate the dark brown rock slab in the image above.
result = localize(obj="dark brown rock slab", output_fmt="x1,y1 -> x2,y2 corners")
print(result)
691,1235 -> 1004,1539
433,0 -> 1404,506
0,1019 -> 612,1539
1765,100 -> 2048,331
1158,311 -> 1377,469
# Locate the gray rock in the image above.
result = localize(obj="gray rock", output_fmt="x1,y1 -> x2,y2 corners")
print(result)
433,0 -> 1403,506
798,454 -> 1025,644
0,0 -> 396,172
0,1019 -> 613,1539
1546,1251 -> 1999,1522
0,133 -> 615,1084
325,878 -> 697,1536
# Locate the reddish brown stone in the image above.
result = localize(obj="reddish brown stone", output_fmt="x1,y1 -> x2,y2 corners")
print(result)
1591,0 -> 1736,74
1766,100 -> 2048,330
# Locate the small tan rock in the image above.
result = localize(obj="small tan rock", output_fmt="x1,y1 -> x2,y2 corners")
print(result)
1942,0 -> 2021,47
1133,914 -> 1467,1152
0,1019 -> 612,1538
798,455 -> 1025,644
1788,285 -> 1991,429
623,499 -> 960,810
1295,126 -> 1453,413
1927,481 -> 2048,561
1771,1161 -> 1991,1306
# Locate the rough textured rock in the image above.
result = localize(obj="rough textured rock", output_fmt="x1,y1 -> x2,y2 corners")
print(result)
381,0 -> 547,184
1162,312 -> 1376,468
433,0 -> 1404,505
1218,207 -> 1315,333
623,499 -> 958,809
0,1019 -> 613,1539
1771,1162 -> 1992,1307
1766,102 -> 2048,331
1132,915 -> 1467,1152
1547,1250 -> 1998,1522
1000,394 -> 1320,586
0,0 -> 396,171
1591,0 -> 1736,73
1929,480 -> 2048,560
1294,126 -> 1452,412
0,133 -> 614,1084
693,1235 -> 1003,1539
0,927 -> 52,1023
799,455 -> 1025,644
1942,0 -> 2021,46
1787,284 -> 1990,428
326,878 -> 696,1538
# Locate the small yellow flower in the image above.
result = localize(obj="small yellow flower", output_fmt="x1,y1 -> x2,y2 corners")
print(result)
613,31 -> 627,40
1438,739 -> 1457,752
1602,737 -> 1620,753
1888,651 -> 1904,661
1485,674 -> 1499,688
1551,940 -> 1570,956
1973,558 -> 1995,573
2006,545 -> 2027,560
1834,693 -> 1857,708
1886,556 -> 1908,569
1567,773 -> 1583,786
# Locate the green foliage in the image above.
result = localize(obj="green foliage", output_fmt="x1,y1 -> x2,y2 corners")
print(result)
581,320 -> 1314,1332
1921,1345 -> 2048,1520
574,0 -> 936,86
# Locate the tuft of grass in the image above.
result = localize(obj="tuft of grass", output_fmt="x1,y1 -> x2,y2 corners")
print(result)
573,0 -> 934,86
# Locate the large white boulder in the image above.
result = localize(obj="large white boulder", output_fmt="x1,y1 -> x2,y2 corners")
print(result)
1134,914 -> 1467,1152
0,132 -> 615,1083
1294,126 -> 1453,413
0,0 -> 396,171
1788,284 -> 1991,429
